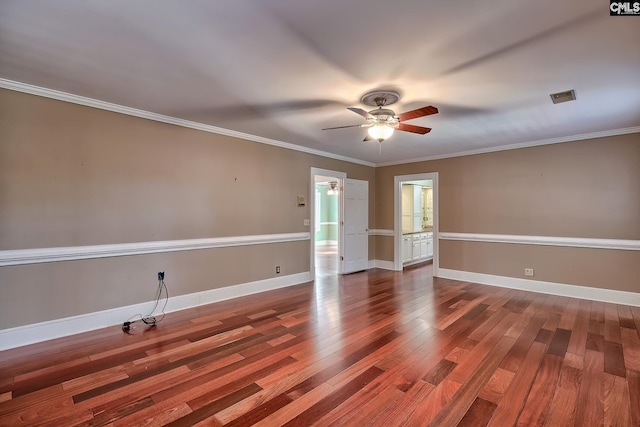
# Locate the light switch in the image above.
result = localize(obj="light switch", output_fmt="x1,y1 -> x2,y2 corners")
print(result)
304,219 -> 310,226
297,195 -> 305,207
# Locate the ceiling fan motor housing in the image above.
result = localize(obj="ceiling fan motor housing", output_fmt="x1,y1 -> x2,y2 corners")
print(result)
321,89 -> 436,138
369,108 -> 399,127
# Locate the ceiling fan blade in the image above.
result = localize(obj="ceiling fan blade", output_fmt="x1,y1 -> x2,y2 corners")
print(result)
347,107 -> 374,119
363,134 -> 373,142
397,106 -> 439,122
321,124 -> 366,130
398,123 -> 432,135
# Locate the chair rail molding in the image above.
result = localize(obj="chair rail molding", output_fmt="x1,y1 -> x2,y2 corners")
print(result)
0,232 -> 311,266
439,232 -> 640,251
368,229 -> 394,236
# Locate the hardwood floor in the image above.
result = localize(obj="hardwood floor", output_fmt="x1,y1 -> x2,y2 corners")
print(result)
1,265 -> 639,426
315,243 -> 338,277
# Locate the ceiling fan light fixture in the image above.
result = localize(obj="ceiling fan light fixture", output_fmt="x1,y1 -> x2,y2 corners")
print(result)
368,123 -> 394,142
327,181 -> 338,195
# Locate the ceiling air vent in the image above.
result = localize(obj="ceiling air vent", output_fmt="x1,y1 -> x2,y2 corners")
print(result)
550,89 -> 576,104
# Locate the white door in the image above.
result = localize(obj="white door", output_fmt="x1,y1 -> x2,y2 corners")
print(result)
343,178 -> 369,274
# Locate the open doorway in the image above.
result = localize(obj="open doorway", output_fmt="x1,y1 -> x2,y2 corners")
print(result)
394,173 -> 439,274
314,178 -> 340,277
400,179 -> 433,267
310,168 -> 346,280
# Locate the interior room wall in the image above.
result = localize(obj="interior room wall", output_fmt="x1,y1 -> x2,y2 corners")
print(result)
375,133 -> 640,293
0,88 -> 375,329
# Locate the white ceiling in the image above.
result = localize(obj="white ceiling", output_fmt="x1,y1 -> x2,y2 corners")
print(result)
1,0 -> 639,165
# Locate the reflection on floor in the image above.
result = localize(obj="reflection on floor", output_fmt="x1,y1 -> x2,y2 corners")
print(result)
315,243 -> 338,277
5,262 -> 632,425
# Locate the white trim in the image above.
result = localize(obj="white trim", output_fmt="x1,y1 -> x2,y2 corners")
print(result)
403,257 -> 434,268
4,78 -> 638,169
368,229 -> 394,236
0,78 -> 374,167
377,126 -> 640,167
439,232 -> 640,251
438,269 -> 640,307
0,233 -> 310,267
373,259 -> 396,270
0,271 -> 311,351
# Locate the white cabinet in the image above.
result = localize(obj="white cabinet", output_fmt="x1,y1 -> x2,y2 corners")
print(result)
401,185 -> 412,234
422,187 -> 433,229
402,235 -> 412,263
403,232 -> 433,265
412,234 -> 421,261
402,185 -> 424,233
412,186 -> 422,232
419,232 -> 433,259
425,232 -> 433,257
420,233 -> 428,257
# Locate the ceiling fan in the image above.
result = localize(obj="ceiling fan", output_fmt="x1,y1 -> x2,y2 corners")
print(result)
322,90 -> 438,142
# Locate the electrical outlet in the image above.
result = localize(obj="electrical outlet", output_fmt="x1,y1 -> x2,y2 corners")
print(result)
524,268 -> 534,277
158,271 -> 165,281
276,266 -> 280,274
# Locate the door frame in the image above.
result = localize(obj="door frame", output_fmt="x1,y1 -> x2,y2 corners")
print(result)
394,172 -> 439,274
310,167 -> 346,280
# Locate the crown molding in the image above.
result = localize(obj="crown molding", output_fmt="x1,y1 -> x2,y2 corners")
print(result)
376,126 -> 640,167
2,78 -> 637,169
0,78 -> 375,167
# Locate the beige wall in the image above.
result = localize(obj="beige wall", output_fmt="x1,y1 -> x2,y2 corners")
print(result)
1,87 -> 638,330
0,242 -> 308,327
440,241 -> 639,292
376,133 -> 640,293
0,89 -> 375,328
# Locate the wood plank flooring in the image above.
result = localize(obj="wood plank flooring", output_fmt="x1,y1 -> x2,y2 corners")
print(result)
1,264 -> 639,426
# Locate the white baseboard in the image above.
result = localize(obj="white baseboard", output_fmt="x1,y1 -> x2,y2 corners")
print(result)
402,257 -> 433,268
372,259 -> 396,270
0,272 -> 311,351
438,268 -> 640,307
